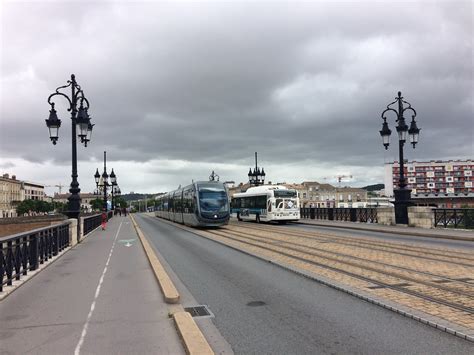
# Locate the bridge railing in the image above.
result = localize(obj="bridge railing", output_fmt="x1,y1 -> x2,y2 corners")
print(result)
82,211 -> 114,236
300,207 -> 378,223
0,222 -> 70,292
83,214 -> 102,235
434,208 -> 474,229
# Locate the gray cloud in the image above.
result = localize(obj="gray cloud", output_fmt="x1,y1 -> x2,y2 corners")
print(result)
1,0 -> 472,192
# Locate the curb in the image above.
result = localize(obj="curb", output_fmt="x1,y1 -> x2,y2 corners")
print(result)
156,216 -> 474,344
130,215 -> 180,304
173,311 -> 215,355
296,220 -> 474,242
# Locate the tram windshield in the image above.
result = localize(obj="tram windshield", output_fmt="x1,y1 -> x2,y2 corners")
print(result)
199,187 -> 228,212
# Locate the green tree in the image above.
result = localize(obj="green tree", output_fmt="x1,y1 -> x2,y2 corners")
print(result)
16,200 -> 36,215
114,197 -> 127,209
16,199 -> 54,215
53,201 -> 67,212
90,198 -> 104,211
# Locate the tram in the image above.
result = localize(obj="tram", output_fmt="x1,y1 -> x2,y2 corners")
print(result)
155,181 -> 230,227
231,185 -> 300,223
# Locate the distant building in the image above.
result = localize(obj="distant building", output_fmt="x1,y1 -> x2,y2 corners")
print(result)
228,180 -> 369,208
23,181 -> 45,201
53,193 -> 98,212
384,159 -> 474,207
335,187 -> 368,208
0,174 -> 22,218
297,181 -> 338,208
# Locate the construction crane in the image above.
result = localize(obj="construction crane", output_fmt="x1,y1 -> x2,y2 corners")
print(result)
45,183 -> 65,195
324,175 -> 353,187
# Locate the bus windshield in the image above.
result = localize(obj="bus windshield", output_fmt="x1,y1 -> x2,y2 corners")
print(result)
274,190 -> 297,198
199,188 -> 228,212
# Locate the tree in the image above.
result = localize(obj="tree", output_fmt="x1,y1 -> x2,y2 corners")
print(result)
90,198 -> 104,211
53,201 -> 67,212
114,197 -> 127,209
16,199 -> 54,215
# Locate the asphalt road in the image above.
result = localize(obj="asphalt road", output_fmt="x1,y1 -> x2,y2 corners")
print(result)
135,214 -> 474,354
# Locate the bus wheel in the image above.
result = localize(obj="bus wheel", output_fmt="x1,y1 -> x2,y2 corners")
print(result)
256,214 -> 260,223
237,213 -> 242,221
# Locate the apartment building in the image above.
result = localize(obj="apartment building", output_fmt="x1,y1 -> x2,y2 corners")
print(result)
297,181 -> 337,208
384,160 -> 474,207
335,187 -> 368,208
23,181 -> 46,201
0,174 -> 22,218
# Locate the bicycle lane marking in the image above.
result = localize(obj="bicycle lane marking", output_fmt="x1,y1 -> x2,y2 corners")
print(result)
74,219 -> 123,355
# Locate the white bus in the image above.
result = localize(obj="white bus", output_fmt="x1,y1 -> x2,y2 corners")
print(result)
231,185 -> 300,223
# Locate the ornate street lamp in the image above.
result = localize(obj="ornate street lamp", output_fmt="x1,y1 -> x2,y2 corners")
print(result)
110,169 -> 117,209
248,152 -> 266,186
95,152 -> 119,212
379,91 -> 420,224
45,74 -> 93,219
209,170 -> 219,181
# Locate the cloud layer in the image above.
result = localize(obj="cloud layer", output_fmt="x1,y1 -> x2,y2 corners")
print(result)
1,0 -> 472,194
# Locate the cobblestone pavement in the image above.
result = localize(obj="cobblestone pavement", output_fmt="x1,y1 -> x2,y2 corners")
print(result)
188,221 -> 474,339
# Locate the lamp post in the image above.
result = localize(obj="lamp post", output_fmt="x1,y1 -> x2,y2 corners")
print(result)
113,185 -> 121,209
45,74 -> 94,219
94,151 -> 118,212
379,91 -> 420,224
209,170 -> 219,181
248,152 -> 266,186
110,169 -> 117,209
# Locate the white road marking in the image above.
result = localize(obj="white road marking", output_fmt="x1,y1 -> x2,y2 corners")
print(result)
74,220 -> 123,355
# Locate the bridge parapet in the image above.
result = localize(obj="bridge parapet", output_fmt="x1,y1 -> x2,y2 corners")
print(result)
0,212 -> 113,294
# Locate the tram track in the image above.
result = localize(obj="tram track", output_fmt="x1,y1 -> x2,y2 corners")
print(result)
217,227 -> 474,297
229,222 -> 474,267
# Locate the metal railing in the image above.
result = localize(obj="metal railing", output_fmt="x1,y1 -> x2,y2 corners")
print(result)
83,214 -> 102,235
300,207 -> 378,223
83,211 -> 114,235
434,208 -> 474,229
1,222 -> 69,292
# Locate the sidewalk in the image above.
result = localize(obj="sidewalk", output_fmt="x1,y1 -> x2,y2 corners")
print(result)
296,218 -> 474,241
0,216 -> 184,354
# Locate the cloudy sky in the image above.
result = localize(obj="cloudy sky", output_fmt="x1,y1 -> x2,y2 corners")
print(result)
1,0 -> 472,195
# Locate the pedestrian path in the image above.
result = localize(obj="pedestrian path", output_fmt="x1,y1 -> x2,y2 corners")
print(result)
0,216 -> 184,354
297,218 -> 474,241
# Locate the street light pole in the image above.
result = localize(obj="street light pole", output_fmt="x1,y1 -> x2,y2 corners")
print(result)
45,74 -> 94,219
248,152 -> 266,186
110,169 -> 117,209
379,91 -> 420,224
94,151 -> 118,213
102,151 -> 108,211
